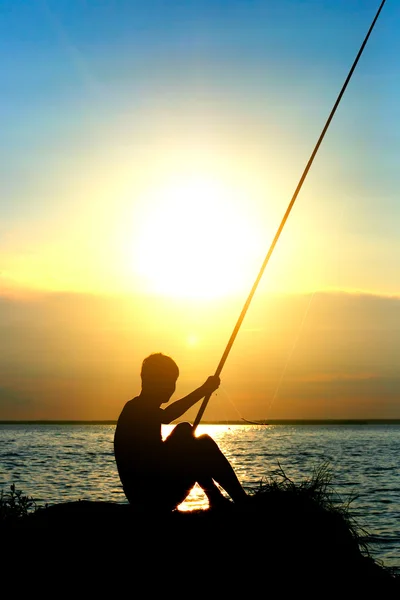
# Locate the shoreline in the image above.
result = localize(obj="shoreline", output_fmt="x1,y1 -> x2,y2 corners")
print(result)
3,489 -> 400,592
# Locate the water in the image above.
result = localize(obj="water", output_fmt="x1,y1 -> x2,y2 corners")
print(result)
1,422 -> 399,574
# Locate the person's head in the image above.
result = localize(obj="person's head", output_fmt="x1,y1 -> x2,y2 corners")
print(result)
140,353 -> 179,402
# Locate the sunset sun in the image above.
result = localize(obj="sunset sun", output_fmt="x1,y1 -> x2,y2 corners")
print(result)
130,175 -> 265,299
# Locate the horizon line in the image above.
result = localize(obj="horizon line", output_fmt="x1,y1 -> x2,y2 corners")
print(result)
1,419 -> 400,425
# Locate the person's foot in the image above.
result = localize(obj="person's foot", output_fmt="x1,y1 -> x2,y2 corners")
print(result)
234,493 -> 253,511
208,494 -> 234,512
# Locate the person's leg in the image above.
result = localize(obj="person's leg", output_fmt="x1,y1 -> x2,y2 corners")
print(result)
195,433 -> 248,505
196,475 -> 232,508
166,423 -> 247,505
164,423 -> 231,509
162,422 -> 198,510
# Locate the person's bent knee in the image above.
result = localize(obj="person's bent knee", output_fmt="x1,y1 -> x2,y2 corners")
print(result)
196,433 -> 220,451
174,421 -> 193,435
166,421 -> 194,444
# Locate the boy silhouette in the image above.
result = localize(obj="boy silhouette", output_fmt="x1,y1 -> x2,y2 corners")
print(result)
114,352 -> 248,512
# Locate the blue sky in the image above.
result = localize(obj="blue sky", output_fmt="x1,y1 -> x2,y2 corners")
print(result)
1,1 -> 399,420
1,0 -> 399,296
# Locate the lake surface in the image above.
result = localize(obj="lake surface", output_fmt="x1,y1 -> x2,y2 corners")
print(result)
1,422 -> 399,574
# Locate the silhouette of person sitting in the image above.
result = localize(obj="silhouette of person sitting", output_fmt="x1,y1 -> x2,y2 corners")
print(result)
114,352 -> 248,512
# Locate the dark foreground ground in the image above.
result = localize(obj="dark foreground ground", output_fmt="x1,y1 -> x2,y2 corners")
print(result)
3,484 -> 399,596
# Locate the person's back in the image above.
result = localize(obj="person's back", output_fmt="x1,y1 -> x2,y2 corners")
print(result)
114,396 -> 163,505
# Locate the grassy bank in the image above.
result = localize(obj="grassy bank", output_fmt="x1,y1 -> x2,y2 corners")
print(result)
1,464 -> 399,593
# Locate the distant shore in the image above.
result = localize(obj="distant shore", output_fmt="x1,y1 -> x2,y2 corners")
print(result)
2,419 -> 400,425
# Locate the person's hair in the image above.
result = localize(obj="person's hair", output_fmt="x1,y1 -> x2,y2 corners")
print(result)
140,353 -> 179,385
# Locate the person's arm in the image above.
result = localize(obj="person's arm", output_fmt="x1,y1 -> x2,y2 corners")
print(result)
162,375 -> 220,424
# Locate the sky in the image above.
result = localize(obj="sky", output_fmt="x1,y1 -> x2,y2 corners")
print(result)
1,0 -> 399,421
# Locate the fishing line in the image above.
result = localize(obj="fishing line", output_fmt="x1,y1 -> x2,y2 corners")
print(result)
238,291 -> 316,426
193,0 -> 387,431
220,386 -> 251,423
264,290 -> 317,418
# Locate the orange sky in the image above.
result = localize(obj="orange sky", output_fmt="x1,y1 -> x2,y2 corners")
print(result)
1,290 -> 399,421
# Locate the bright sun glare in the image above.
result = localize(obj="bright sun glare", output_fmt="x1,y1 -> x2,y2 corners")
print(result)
131,175 -> 264,299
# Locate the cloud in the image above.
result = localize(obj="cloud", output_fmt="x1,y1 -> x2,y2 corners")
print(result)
0,289 -> 399,420
0,386 -> 32,411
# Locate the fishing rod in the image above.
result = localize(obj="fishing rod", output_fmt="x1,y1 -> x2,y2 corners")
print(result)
193,0 -> 386,431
